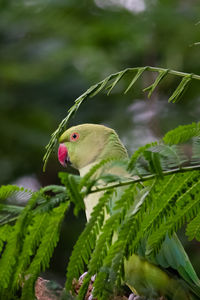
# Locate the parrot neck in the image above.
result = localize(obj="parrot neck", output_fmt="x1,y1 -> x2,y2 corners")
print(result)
79,162 -> 98,177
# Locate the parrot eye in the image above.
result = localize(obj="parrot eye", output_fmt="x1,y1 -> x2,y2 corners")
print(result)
70,132 -> 80,141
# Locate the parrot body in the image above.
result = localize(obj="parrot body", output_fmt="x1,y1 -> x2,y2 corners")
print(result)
58,123 -> 200,300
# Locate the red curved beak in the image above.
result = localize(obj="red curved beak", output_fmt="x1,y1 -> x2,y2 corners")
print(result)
58,143 -> 68,167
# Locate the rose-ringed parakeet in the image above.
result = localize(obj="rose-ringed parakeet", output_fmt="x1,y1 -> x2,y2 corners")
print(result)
58,123 -> 200,300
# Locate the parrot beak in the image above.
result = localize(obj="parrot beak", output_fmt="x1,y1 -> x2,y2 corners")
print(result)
58,143 -> 70,167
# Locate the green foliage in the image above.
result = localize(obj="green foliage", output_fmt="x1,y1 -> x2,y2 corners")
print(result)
0,190 -> 38,293
186,214 -> 200,241
1,64 -> 200,298
21,202 -> 69,300
0,186 -> 70,299
0,185 -> 31,225
63,120 -> 200,300
163,122 -> 200,145
2,121 -> 200,299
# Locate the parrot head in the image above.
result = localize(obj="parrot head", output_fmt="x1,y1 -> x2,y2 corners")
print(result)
58,123 -> 128,171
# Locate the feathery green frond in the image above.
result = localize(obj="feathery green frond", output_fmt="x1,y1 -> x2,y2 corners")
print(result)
21,201 -> 69,300
146,171 -> 200,255
0,191 -> 39,292
34,186 -> 68,214
0,224 -> 13,253
186,214 -> 200,241
92,207 -> 142,299
163,122 -> 200,145
0,185 -> 30,201
0,185 -> 33,227
78,185 -> 149,300
0,184 -> 72,299
143,150 -> 164,178
12,213 -> 50,290
128,141 -> 159,172
158,144 -> 188,169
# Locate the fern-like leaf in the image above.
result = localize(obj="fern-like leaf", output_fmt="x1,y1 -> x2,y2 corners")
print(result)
146,171 -> 200,255
163,122 -> 200,145
21,201 -> 69,300
128,141 -> 158,171
186,214 -> 200,241
0,191 -> 38,292
80,185 -> 149,300
12,213 -> 49,290
0,224 -> 13,254
65,190 -> 114,293
143,69 -> 169,98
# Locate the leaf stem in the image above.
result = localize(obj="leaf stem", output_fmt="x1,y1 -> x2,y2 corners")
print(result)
90,164 -> 200,194
124,66 -> 200,80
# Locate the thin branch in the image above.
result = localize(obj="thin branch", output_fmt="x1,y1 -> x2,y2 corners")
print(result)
144,66 -> 200,80
90,164 -> 200,194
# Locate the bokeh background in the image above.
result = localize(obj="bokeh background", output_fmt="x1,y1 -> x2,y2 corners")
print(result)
1,0 -> 200,285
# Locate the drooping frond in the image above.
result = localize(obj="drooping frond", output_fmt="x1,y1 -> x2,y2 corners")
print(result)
0,185 -> 71,299
0,185 -> 31,201
11,212 -> 50,290
21,201 -> 70,300
0,191 -> 39,293
0,185 -> 32,225
43,67 -> 200,171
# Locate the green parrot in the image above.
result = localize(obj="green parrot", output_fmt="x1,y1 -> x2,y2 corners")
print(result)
58,123 -> 200,300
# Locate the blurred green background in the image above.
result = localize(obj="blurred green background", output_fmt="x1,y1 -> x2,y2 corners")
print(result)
1,0 -> 200,284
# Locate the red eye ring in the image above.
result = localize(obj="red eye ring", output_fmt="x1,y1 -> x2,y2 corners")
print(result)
70,132 -> 80,141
